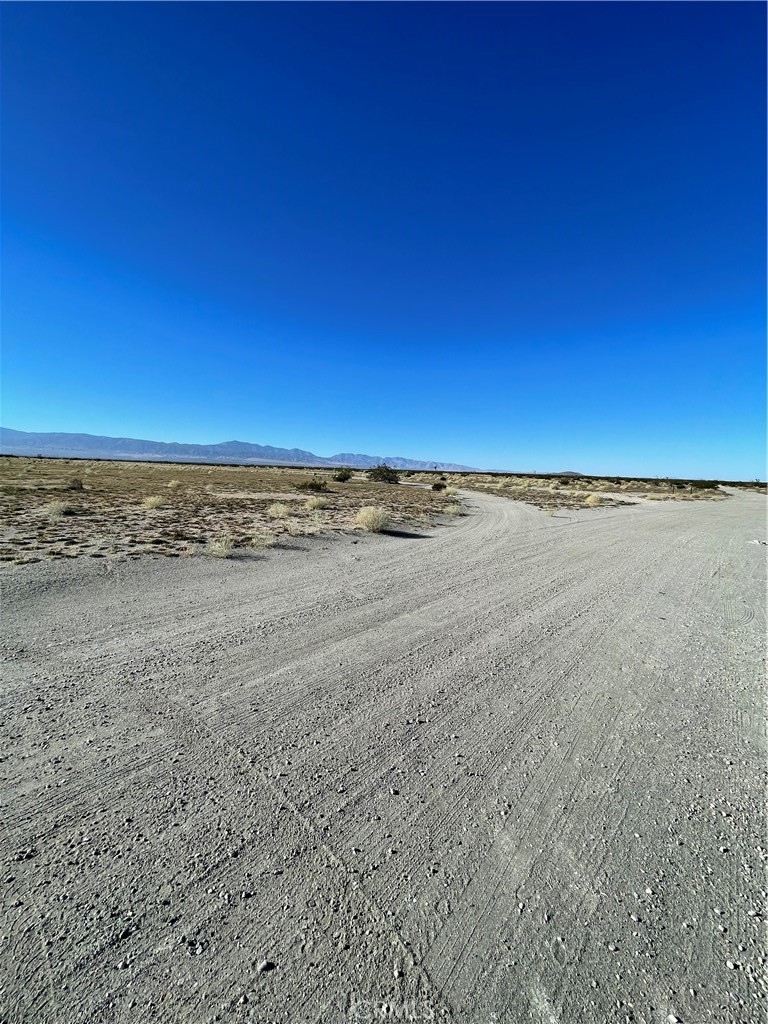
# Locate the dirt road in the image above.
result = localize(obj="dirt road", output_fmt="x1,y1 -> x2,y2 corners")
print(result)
2,490 -> 765,1024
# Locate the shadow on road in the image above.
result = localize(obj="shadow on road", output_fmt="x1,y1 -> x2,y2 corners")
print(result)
382,529 -> 431,540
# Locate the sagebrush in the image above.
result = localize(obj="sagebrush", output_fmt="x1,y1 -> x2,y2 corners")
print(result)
355,506 -> 389,532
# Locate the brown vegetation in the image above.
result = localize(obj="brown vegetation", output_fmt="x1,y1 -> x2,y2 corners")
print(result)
0,456 -> 458,564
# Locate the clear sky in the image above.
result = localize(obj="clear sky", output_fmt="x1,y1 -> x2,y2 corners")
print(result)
2,2 -> 765,477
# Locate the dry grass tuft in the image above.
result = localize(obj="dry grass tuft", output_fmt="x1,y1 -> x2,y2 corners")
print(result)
205,535 -> 234,558
584,494 -> 603,506
305,496 -> 329,510
268,502 -> 290,519
142,495 -> 164,509
249,529 -> 277,549
355,506 -> 389,532
444,503 -> 462,516
444,485 -> 459,496
42,499 -> 72,521
167,479 -> 182,490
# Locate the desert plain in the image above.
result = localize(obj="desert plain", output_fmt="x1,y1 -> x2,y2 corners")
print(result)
0,460 -> 765,1024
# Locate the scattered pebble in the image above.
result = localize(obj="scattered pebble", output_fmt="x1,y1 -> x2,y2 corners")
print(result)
257,960 -> 276,973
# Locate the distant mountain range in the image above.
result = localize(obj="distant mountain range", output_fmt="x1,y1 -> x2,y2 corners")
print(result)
0,428 -> 478,472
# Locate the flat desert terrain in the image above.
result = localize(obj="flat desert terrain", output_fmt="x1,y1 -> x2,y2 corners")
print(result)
1,488 -> 765,1024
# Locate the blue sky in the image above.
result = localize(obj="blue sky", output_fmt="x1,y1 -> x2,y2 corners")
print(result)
2,2 -> 765,477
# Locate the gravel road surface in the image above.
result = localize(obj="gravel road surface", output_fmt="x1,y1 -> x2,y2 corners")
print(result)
2,489 -> 766,1024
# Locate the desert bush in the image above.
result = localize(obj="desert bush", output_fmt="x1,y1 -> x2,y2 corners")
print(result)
305,496 -> 329,510
432,481 -> 446,491
205,535 -> 234,558
332,468 -> 353,482
66,478 -> 84,491
268,502 -> 290,518
444,503 -> 462,516
367,465 -> 400,484
355,506 -> 389,532
43,499 -> 72,521
296,479 -> 328,492
167,479 -> 182,490
584,494 -> 603,506
249,529 -> 277,549
444,485 -> 458,496
142,495 -> 164,509
284,519 -> 305,537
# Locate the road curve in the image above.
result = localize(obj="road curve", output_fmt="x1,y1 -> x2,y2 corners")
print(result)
2,489 -> 766,1024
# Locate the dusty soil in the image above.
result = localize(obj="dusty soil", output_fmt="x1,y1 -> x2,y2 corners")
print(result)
410,473 -> 728,512
1,488 -> 765,1024
0,458 -> 456,564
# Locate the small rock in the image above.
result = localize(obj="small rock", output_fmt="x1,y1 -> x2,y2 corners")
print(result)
257,959 -> 276,973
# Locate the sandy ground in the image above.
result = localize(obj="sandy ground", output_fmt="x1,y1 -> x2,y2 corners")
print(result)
1,489 -> 766,1024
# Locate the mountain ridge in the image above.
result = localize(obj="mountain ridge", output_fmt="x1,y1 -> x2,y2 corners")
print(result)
0,428 -> 478,472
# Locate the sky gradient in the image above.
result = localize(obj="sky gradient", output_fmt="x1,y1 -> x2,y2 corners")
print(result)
2,2 -> 765,477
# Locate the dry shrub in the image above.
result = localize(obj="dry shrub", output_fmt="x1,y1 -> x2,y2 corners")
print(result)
249,529 -> 277,549
268,502 -> 290,519
444,503 -> 462,516
305,496 -> 329,510
444,485 -> 458,496
142,495 -> 164,509
584,494 -> 603,506
205,535 -> 234,558
167,479 -> 182,490
355,506 -> 389,532
43,499 -> 72,521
